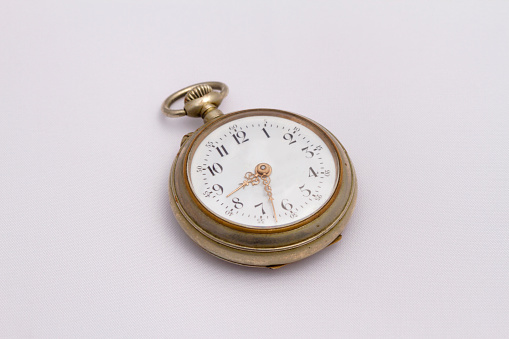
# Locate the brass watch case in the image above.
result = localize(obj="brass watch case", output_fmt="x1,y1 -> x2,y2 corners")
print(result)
169,109 -> 357,268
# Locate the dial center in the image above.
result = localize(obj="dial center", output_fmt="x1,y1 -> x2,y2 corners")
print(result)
255,163 -> 272,176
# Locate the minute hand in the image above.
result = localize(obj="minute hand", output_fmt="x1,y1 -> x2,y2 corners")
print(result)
262,176 -> 277,222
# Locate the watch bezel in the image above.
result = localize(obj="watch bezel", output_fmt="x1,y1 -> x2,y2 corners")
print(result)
182,109 -> 343,234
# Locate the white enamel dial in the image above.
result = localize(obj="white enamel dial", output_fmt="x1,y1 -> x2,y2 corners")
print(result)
189,115 -> 338,229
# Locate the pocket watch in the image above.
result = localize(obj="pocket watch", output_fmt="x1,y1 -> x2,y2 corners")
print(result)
162,82 -> 357,268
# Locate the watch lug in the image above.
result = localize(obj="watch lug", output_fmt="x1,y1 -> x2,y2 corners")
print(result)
180,132 -> 194,146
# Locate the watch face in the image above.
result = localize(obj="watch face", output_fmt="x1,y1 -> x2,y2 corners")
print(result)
188,112 -> 339,229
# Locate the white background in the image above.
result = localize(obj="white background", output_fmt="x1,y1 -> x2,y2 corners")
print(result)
1,1 -> 508,338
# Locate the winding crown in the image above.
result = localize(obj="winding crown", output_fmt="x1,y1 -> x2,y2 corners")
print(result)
184,84 -> 213,103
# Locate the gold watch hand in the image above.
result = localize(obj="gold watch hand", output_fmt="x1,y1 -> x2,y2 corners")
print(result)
226,171 -> 261,197
270,198 -> 277,222
227,163 -> 277,222
262,175 -> 277,222
226,180 -> 250,197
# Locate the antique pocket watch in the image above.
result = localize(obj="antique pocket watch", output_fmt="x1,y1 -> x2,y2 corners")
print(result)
162,82 -> 357,268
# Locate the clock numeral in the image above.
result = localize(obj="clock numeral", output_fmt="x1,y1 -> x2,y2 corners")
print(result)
216,145 -> 229,157
255,202 -> 266,215
204,185 -> 223,198
281,199 -> 293,211
301,146 -> 314,158
308,167 -> 318,177
232,197 -> 244,209
212,184 -> 223,195
233,131 -> 249,144
299,184 -> 311,197
312,194 -> 322,201
314,145 -> 323,152
207,163 -> 223,176
283,133 -> 296,145
262,128 -> 270,138
293,127 -> 300,133
225,209 -> 233,216
324,170 -> 331,177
